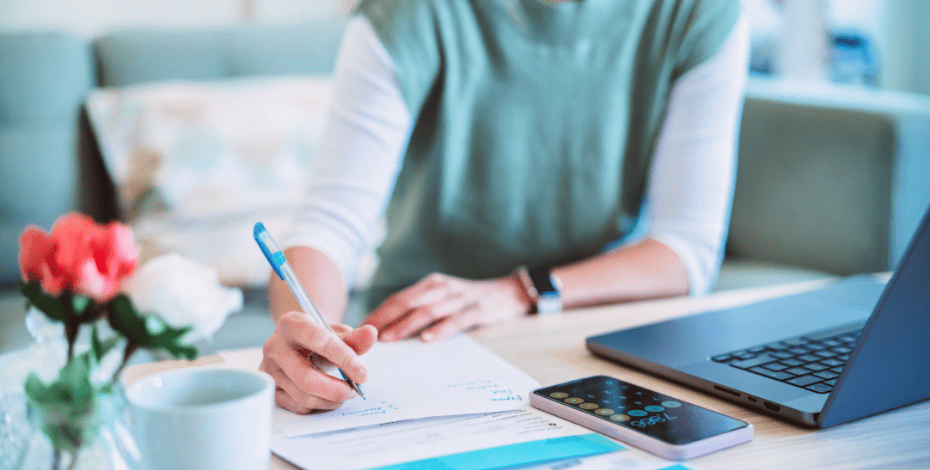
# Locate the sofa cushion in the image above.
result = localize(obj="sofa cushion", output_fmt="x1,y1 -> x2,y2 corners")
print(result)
0,32 -> 94,284
94,21 -> 345,88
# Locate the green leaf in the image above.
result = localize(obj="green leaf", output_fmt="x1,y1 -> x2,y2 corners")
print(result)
107,294 -> 197,360
23,354 -> 101,451
106,294 -> 148,342
71,295 -> 91,318
19,282 -> 64,321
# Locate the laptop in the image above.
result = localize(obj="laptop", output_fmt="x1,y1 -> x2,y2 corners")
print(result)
586,203 -> 930,428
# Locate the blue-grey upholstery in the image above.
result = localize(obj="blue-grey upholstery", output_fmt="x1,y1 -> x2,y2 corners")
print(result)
2,22 -> 929,294
0,32 -> 95,283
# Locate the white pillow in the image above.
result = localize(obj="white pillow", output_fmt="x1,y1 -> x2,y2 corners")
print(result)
86,77 -> 337,287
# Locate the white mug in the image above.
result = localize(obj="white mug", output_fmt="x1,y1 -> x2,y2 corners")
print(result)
126,367 -> 275,470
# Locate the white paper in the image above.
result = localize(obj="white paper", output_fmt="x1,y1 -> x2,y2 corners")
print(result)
271,407 -> 592,470
271,334 -> 540,436
523,452 -> 703,470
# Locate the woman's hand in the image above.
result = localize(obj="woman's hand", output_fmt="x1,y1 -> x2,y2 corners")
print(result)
260,312 -> 377,414
363,272 -> 532,342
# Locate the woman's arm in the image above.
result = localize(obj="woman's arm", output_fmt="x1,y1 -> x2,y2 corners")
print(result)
263,16 -> 410,413
365,14 -> 750,340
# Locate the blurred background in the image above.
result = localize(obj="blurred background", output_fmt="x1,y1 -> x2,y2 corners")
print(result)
1,0 -> 929,356
2,0 -> 928,94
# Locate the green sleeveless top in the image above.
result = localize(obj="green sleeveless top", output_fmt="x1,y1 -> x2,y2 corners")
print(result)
356,0 -> 740,309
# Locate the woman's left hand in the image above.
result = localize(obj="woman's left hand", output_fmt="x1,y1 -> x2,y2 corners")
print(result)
362,272 -> 532,342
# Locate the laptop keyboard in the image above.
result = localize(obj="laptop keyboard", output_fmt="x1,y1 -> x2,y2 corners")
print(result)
711,326 -> 863,394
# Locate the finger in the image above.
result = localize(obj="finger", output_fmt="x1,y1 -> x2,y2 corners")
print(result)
380,293 -> 471,341
274,388 -> 310,414
420,306 -> 482,342
330,323 -> 352,335
263,357 -> 346,411
364,273 -> 449,330
275,387 -> 343,414
281,314 -> 368,384
338,325 -> 378,355
275,345 -> 359,403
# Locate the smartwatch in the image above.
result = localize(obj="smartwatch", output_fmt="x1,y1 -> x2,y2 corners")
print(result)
518,265 -> 562,315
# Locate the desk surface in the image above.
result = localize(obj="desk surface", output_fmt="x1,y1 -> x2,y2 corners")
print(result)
126,279 -> 930,470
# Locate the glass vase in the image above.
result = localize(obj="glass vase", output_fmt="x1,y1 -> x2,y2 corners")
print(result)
6,310 -> 145,470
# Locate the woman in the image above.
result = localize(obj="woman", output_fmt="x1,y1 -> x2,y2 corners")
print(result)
261,0 -> 749,414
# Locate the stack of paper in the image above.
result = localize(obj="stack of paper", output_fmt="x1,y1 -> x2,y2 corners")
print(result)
272,334 -> 539,436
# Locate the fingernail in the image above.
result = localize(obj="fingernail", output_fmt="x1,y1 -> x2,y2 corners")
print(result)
421,332 -> 434,342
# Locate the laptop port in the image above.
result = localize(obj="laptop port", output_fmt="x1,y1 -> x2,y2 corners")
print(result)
748,396 -> 757,403
764,401 -> 781,412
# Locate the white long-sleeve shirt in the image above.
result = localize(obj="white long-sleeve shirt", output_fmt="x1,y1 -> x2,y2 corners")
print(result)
281,13 -> 750,295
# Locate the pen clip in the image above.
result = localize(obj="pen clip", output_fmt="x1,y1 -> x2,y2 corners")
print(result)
254,222 -> 286,280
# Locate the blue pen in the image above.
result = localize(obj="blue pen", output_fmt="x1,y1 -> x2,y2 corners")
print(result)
253,222 -> 365,399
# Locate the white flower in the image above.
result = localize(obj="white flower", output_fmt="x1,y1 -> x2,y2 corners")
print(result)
123,254 -> 242,342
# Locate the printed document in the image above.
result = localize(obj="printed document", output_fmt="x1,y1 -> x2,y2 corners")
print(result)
222,334 -> 540,436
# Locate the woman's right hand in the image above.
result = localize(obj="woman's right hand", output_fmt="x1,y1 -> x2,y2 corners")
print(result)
259,311 -> 377,414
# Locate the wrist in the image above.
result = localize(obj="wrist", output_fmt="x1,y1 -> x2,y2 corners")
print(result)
514,265 -> 562,315
508,271 -> 536,316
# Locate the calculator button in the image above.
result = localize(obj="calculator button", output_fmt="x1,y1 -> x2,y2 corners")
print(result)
549,392 -> 568,399
661,401 -> 682,408
628,410 -> 648,417
565,398 -> 584,404
595,408 -> 615,416
610,414 -> 630,422
579,403 -> 599,410
644,406 -> 664,412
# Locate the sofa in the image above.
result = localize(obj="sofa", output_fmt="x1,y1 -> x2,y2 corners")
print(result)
2,21 -> 930,352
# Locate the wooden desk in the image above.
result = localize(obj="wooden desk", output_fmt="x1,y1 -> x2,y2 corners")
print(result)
125,280 -> 930,470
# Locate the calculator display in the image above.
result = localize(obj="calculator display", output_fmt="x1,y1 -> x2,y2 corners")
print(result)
533,376 -> 748,445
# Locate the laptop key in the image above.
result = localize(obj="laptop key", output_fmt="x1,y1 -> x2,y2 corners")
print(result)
831,366 -> 845,373
820,358 -> 845,367
711,353 -> 733,362
815,350 -> 839,358
787,347 -> 810,355
748,346 -> 768,354
832,346 -> 853,354
733,351 -> 756,360
820,339 -> 842,347
837,354 -> 851,361
729,353 -> 779,370
803,362 -> 829,371
824,379 -> 838,386
781,338 -> 807,346
763,362 -> 790,371
803,343 -> 826,351
806,383 -> 833,394
766,342 -> 790,351
813,370 -> 840,380
797,354 -> 820,362
771,351 -> 794,360
786,367 -> 811,376
780,358 -> 805,367
787,375 -> 823,387
749,366 -> 795,381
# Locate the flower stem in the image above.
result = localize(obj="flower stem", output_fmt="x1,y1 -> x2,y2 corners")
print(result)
112,341 -> 139,382
61,292 -> 78,363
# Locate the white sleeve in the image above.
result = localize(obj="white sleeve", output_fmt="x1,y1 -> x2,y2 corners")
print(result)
645,14 -> 750,296
280,16 -> 412,288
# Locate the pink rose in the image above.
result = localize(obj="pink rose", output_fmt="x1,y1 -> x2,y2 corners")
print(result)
18,213 -> 139,302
